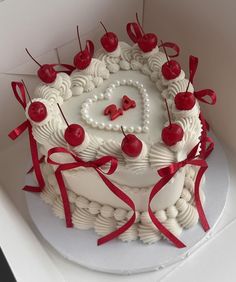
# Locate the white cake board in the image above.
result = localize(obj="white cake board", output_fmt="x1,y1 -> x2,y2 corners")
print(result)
25,133 -> 229,274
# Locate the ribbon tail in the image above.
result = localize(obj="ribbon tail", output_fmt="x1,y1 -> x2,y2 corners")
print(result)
96,170 -> 136,245
194,166 -> 210,231
8,120 -> 29,140
148,176 -> 186,248
23,185 -> 42,192
55,169 -> 73,228
24,126 -> 45,192
27,156 -> 45,174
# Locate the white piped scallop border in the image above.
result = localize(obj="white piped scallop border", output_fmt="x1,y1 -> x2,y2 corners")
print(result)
80,79 -> 150,133
41,164 -> 205,244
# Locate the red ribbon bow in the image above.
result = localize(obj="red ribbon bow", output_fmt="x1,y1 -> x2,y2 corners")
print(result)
188,55 -> 217,106
47,147 -> 136,246
8,82 -> 45,192
51,64 -> 76,75
148,138 -> 214,248
158,42 -> 180,58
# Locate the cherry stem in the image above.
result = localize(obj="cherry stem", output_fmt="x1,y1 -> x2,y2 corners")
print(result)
57,103 -> 70,127
121,126 -> 127,137
76,25 -> 82,51
186,79 -> 190,93
135,12 -> 145,35
100,21 -> 108,34
161,40 -> 169,62
164,99 -> 172,127
25,48 -> 42,67
21,79 -> 32,103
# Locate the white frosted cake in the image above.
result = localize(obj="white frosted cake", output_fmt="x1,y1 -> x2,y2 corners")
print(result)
10,19 -> 216,247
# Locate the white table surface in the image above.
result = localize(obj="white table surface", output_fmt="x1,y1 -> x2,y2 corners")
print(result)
0,132 -> 236,282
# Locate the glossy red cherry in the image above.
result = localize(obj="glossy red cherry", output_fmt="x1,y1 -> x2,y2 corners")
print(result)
174,92 -> 196,110
37,64 -> 57,83
162,99 -> 184,146
28,101 -> 47,122
138,33 -> 157,53
161,60 -> 181,80
74,50 -> 92,70
162,123 -> 184,146
57,103 -> 85,147
121,126 -> 142,157
100,21 -> 118,52
64,124 -> 85,146
25,48 -> 57,83
73,26 -> 93,70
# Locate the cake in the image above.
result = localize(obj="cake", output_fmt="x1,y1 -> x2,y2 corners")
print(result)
9,16 -> 216,247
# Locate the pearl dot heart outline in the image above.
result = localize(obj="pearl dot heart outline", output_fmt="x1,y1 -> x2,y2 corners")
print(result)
80,79 -> 150,133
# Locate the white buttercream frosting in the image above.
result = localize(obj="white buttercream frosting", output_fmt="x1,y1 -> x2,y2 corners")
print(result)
117,220 -> 138,242
138,223 -> 162,244
40,184 -> 57,205
149,142 -> 176,169
176,198 -> 199,229
94,214 -> 116,236
168,79 -> 194,98
34,84 -> 63,105
72,208 -> 96,230
25,98 -> 56,126
96,140 -> 125,166
49,73 -> 72,100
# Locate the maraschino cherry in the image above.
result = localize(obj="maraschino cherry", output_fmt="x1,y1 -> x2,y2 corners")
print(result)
57,103 -> 85,146
174,55 -> 198,110
162,99 -> 184,146
22,80 -> 47,122
121,126 -> 142,157
127,13 -> 157,53
73,26 -> 94,70
161,40 -> 181,80
135,13 -> 157,53
100,21 -> 118,52
25,48 -> 57,83
174,91 -> 195,110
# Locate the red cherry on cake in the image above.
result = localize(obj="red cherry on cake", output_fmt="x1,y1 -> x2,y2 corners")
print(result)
73,26 -> 94,70
25,48 -> 57,83
135,13 -> 157,53
174,92 -> 196,110
57,103 -> 85,146
121,126 -> 142,157
161,60 -> 181,80
21,79 -> 48,122
100,21 -> 118,52
162,124 -> 184,146
138,33 -> 157,53
162,99 -> 184,146
37,64 -> 57,83
160,40 -> 181,80
28,101 -> 47,122
64,124 -> 85,146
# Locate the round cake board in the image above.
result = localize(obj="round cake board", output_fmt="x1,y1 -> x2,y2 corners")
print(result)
25,133 -> 229,274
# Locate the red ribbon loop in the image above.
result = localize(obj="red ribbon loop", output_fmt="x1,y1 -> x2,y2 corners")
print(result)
126,22 -> 143,43
51,64 -> 76,75
189,55 -> 199,83
148,141 -> 211,248
47,147 -> 136,246
159,42 -> 180,57
194,89 -> 217,105
8,81 -> 45,192
11,81 -> 27,109
85,40 -> 95,57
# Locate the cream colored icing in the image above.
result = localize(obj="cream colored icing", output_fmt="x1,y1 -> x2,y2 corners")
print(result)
94,214 -> 116,236
40,168 -> 206,244
49,73 -> 72,100
72,208 -> 96,230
